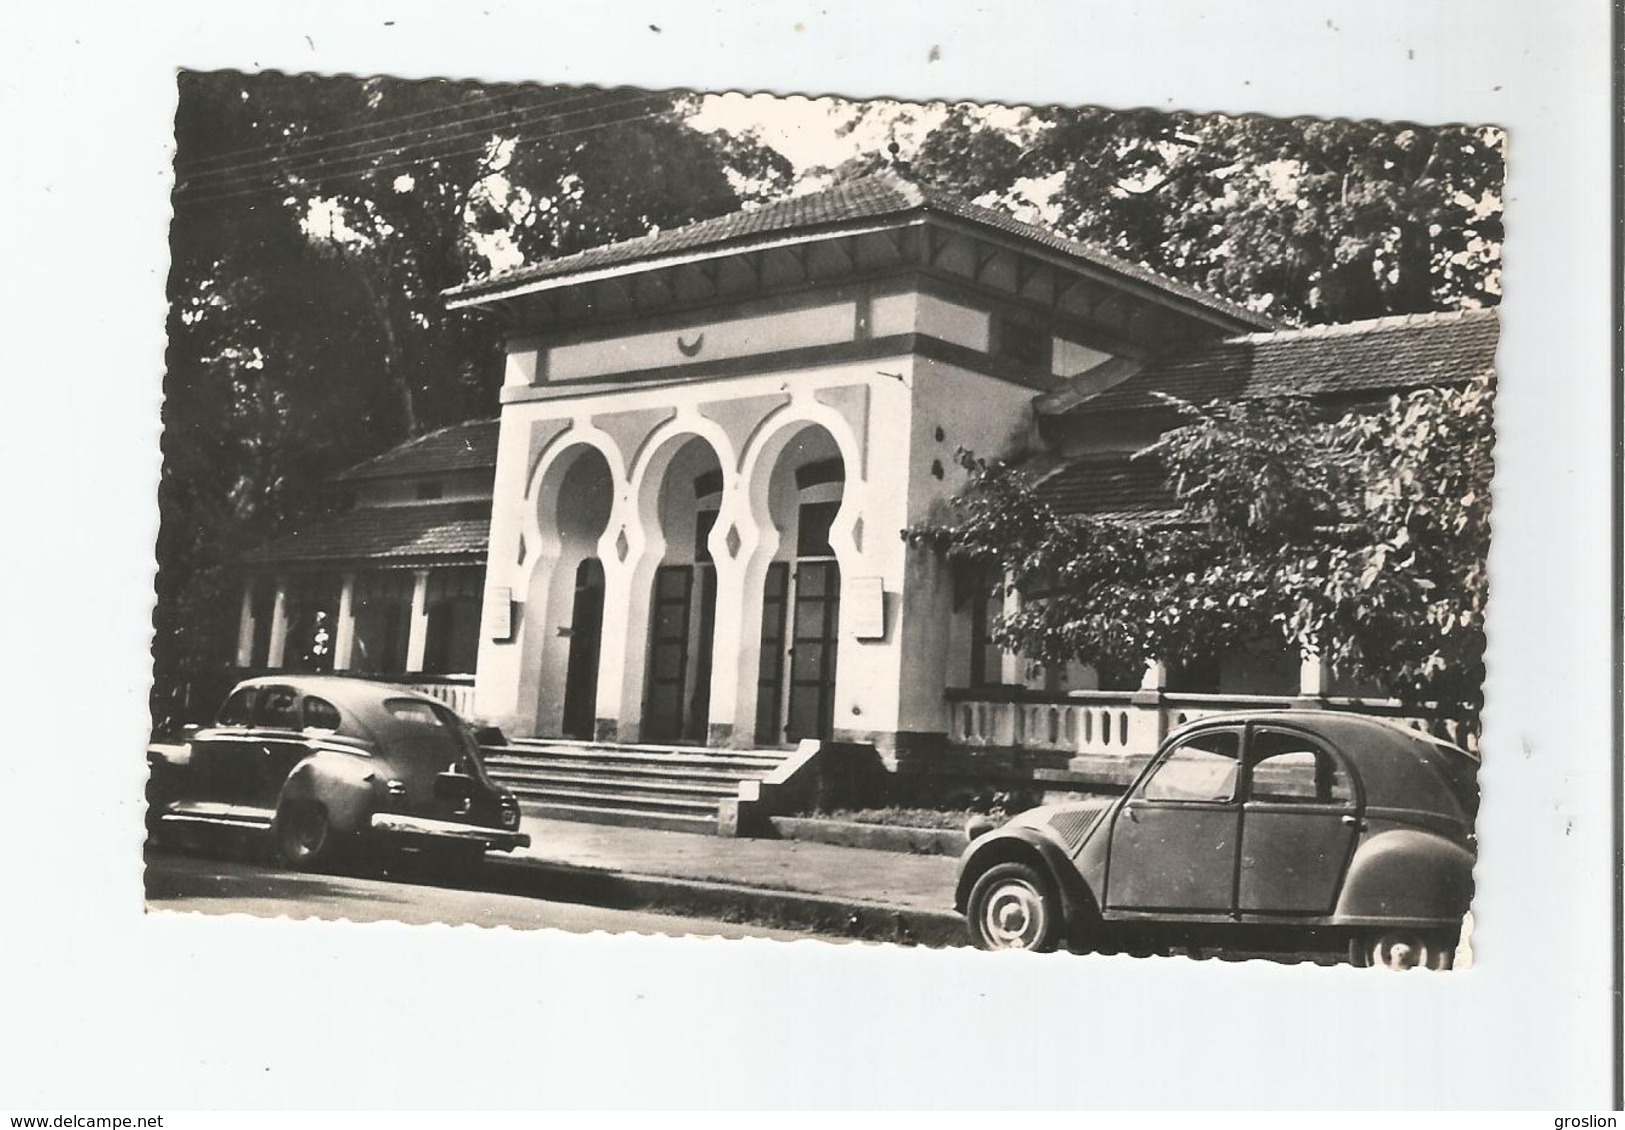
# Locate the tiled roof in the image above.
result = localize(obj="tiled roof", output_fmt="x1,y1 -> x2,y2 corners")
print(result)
445,172 -> 1272,329
335,419 -> 499,482
1030,453 -> 1179,521
1056,307 -> 1498,417
243,501 -> 491,566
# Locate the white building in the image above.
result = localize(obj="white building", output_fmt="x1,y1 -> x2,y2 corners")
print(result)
236,173 -> 1495,814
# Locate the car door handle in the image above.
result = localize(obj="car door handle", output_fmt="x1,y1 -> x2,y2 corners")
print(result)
1340,814 -> 1359,826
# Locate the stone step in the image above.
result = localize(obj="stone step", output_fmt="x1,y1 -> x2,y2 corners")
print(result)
501,737 -> 785,761
483,756 -> 773,784
504,782 -> 722,815
490,766 -> 744,797
484,748 -> 785,774
520,800 -> 718,836
486,738 -> 795,836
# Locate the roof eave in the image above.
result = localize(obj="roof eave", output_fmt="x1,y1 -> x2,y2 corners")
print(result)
443,216 -> 928,310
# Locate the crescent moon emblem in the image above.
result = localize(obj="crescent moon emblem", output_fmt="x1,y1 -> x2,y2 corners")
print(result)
677,332 -> 705,357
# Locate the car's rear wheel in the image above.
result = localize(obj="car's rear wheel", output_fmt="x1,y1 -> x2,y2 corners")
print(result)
966,861 -> 1061,952
1353,930 -> 1455,971
274,801 -> 334,870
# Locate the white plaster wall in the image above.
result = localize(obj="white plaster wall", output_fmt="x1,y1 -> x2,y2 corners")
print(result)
869,290 -> 916,338
545,301 -> 858,382
893,358 -> 1042,734
914,293 -> 990,351
1054,336 -> 1112,377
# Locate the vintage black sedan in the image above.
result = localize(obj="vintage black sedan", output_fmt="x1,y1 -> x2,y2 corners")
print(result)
148,676 -> 529,868
955,711 -> 1477,969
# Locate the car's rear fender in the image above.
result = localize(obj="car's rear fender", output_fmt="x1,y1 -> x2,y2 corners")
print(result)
278,752 -> 380,836
956,829 -> 1100,936
1333,825 -> 1475,925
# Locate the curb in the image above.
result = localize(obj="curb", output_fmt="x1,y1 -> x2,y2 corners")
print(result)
480,854 -> 969,948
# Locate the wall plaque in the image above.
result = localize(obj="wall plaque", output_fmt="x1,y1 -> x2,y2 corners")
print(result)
848,576 -> 886,641
485,586 -> 514,642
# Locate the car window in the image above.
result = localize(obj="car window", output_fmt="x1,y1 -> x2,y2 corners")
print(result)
216,687 -> 257,727
255,686 -> 301,731
1247,729 -> 1354,805
302,696 -> 342,732
384,699 -> 448,728
1141,729 -> 1241,803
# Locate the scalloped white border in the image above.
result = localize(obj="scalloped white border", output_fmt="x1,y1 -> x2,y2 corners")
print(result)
3,0 -> 1613,1110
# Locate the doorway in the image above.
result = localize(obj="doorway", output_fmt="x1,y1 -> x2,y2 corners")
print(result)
561,558 -> 605,739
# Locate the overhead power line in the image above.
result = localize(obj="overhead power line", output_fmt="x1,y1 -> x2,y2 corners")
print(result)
178,89 -> 670,198
180,102 -> 683,208
177,86 -> 501,173
178,84 -> 636,181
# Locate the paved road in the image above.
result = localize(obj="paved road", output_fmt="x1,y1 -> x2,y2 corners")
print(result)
144,846 -> 809,941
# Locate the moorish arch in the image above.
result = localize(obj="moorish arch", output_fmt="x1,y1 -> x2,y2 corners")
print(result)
593,415 -> 736,743
705,401 -> 865,747
515,434 -> 619,737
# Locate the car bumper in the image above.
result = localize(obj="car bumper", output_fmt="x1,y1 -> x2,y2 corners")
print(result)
369,812 -> 531,852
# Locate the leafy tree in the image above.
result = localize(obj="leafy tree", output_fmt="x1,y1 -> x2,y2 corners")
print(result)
156,72 -> 791,728
909,374 -> 1494,716
905,104 -> 1503,325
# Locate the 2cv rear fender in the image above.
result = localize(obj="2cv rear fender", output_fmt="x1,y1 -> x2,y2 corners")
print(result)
1333,826 -> 1476,925
278,750 -> 383,836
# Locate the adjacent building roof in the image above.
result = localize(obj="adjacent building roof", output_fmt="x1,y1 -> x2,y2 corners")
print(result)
1051,307 -> 1498,417
444,172 -> 1273,330
1030,452 -> 1179,522
242,501 -> 491,566
335,419 -> 500,482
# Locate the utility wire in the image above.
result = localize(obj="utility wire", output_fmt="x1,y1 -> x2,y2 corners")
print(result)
179,89 -> 669,197
181,103 -> 683,208
178,84 -> 640,180
177,86 -> 501,173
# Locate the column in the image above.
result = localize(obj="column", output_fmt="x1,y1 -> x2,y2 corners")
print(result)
1127,659 -> 1168,755
265,576 -> 290,668
1297,646 -> 1331,701
592,549 -> 641,743
332,573 -> 357,671
235,579 -> 257,667
405,569 -> 431,672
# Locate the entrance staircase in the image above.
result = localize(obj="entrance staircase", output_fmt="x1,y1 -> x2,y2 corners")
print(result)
480,737 -> 791,834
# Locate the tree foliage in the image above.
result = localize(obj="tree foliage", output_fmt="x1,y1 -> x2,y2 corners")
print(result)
904,104 -> 1503,325
157,71 -> 789,726
909,375 -> 1494,713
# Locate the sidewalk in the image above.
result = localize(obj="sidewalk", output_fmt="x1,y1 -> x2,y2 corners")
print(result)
483,809 -> 968,947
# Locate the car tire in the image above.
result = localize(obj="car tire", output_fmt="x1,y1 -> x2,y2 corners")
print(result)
274,800 -> 336,870
966,861 -> 1062,952
1352,930 -> 1455,971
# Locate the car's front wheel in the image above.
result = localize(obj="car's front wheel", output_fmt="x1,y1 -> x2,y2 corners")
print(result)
966,861 -> 1061,952
274,800 -> 335,870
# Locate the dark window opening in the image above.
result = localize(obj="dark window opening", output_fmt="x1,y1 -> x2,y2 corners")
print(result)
692,468 -> 724,498
416,480 -> 445,501
794,457 -> 845,490
796,500 -> 840,559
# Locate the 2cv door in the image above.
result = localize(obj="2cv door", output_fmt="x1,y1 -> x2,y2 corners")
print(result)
1236,725 -> 1361,916
1105,726 -> 1243,913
